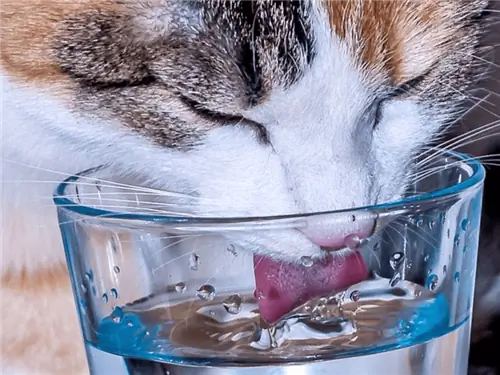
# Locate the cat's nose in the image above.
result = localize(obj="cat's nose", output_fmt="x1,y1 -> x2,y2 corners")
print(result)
298,211 -> 377,250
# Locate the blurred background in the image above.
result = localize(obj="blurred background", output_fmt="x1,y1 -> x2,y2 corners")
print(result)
465,4 -> 500,372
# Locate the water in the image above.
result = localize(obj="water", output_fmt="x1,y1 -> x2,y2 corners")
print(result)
88,277 -> 464,370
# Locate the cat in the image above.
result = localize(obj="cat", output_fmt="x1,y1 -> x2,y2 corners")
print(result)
0,0 -> 497,374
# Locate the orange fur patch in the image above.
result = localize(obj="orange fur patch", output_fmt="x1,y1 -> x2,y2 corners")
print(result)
325,0 -> 455,84
1,263 -> 88,374
0,0 -> 120,83
2,263 -> 70,293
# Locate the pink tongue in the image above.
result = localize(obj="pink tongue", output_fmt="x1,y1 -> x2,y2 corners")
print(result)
254,252 -> 368,324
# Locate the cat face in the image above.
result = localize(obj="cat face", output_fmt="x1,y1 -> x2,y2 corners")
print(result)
0,0 -> 489,261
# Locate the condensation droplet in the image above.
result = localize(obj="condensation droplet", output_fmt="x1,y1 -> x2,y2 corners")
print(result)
223,294 -> 242,315
454,272 -> 460,283
110,288 -> 118,299
344,234 -> 361,250
110,235 -> 118,252
92,286 -> 97,297
426,274 -> 439,291
442,265 -> 447,275
463,245 -> 468,254
389,252 -> 405,270
196,285 -> 216,301
102,293 -> 108,303
453,234 -> 461,248
461,218 -> 470,231
175,282 -> 186,293
300,256 -> 314,268
415,216 -> 424,227
447,228 -> 451,238
189,254 -> 200,271
424,254 -> 430,262
227,244 -> 238,256
439,213 -> 446,225
85,270 -> 94,283
80,284 -> 87,293
350,290 -> 361,302
427,219 -> 436,230
113,266 -> 120,274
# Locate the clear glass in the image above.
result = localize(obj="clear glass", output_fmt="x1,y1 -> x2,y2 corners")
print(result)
54,152 -> 484,375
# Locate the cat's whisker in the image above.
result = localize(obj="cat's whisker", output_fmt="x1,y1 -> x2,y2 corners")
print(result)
43,203 -> 199,216
456,51 -> 500,69
417,121 -> 500,167
4,159 -> 203,199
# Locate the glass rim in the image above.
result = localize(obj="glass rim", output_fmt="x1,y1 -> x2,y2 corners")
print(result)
53,151 -> 485,225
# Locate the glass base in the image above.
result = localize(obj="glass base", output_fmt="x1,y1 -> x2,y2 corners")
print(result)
85,320 -> 471,375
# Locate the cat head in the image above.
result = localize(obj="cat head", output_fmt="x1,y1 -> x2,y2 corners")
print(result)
0,0 -> 490,260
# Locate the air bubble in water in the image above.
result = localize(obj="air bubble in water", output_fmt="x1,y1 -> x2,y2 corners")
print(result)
389,252 -> 405,270
454,272 -> 460,282
102,293 -> 108,303
222,294 -> 242,315
344,234 -> 361,250
189,254 -> 200,271
113,266 -> 120,274
110,288 -> 118,299
196,285 -> 216,301
300,256 -> 314,268
227,244 -> 238,256
426,274 -> 438,291
350,290 -> 361,302
424,254 -> 430,262
175,282 -> 186,293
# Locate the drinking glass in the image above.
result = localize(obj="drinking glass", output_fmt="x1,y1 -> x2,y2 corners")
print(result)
54,152 -> 484,375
